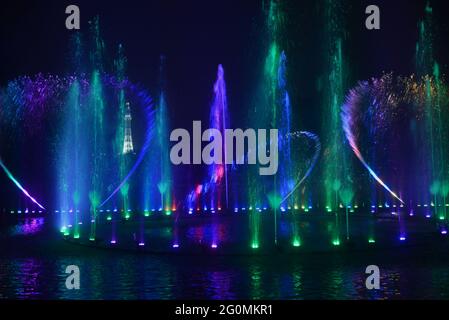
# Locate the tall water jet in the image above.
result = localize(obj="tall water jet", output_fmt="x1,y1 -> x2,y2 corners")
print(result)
112,43 -> 130,244
415,2 -> 449,221
88,17 -> 107,241
246,0 -> 283,248
58,33 -> 87,237
157,56 -> 173,213
321,0 -> 353,245
208,64 -> 229,210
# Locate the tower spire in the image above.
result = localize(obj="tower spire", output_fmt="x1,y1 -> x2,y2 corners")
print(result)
123,102 -> 134,154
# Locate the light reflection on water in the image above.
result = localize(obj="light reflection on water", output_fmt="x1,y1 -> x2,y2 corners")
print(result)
2,217 -> 449,299
7,218 -> 45,236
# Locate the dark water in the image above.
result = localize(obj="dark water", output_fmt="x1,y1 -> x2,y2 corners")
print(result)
1,217 -> 449,300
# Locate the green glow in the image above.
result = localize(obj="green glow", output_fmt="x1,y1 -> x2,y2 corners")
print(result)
416,4 -> 449,222
251,242 -> 259,249
292,238 -> 301,247
368,239 -> 376,244
332,239 -> 340,246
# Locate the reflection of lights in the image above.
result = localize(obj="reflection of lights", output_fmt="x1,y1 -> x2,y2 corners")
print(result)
10,218 -> 45,236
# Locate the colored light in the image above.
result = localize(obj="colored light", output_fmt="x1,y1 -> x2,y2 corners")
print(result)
172,244 -> 179,248
0,159 -> 46,210
211,244 -> 218,249
110,240 -> 116,244
400,236 -> 406,241
368,239 -> 376,244
251,243 -> 259,249
138,242 -> 145,246
332,239 -> 340,246
292,239 -> 301,247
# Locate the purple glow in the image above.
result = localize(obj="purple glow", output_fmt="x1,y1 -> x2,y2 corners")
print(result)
172,244 -> 179,248
400,236 -> 406,241
211,244 -> 218,249
341,85 -> 404,205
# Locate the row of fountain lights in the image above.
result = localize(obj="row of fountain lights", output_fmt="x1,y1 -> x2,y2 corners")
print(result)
56,211 -> 449,250
7,202 -> 449,216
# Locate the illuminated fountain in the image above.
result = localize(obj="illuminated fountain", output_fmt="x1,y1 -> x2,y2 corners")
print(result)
2,3 -> 449,255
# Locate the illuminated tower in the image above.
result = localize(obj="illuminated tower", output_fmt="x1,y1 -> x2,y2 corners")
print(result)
122,102 -> 134,154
